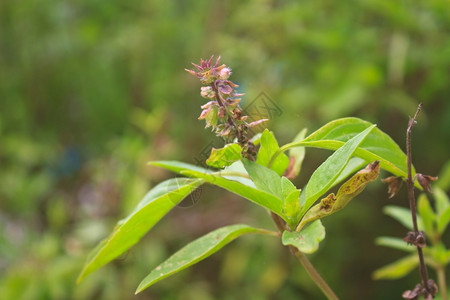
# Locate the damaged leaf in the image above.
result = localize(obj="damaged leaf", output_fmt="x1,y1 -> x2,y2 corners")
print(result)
298,161 -> 380,230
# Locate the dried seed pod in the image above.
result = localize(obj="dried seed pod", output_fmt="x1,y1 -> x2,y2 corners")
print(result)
381,176 -> 403,199
415,173 -> 438,193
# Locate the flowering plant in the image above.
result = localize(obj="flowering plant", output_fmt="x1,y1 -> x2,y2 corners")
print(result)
77,57 -> 442,299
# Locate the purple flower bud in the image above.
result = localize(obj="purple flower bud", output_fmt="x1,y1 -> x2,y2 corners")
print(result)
218,83 -> 233,95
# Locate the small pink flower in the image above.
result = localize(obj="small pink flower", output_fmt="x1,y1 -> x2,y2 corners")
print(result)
218,67 -> 231,80
200,87 -> 215,99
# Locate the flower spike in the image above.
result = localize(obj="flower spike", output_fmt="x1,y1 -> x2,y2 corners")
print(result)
186,56 -> 267,160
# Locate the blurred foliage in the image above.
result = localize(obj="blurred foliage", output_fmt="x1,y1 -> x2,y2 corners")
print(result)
0,0 -> 449,299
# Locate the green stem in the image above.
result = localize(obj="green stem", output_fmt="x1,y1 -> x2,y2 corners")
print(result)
256,228 -> 281,238
216,171 -> 251,179
267,142 -> 298,169
290,246 -> 340,300
268,139 -> 340,169
270,212 -> 339,300
437,266 -> 448,300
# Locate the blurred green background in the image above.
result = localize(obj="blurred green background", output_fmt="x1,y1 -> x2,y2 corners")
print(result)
1,0 -> 449,299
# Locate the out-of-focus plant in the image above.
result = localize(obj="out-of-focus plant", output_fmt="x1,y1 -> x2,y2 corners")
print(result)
374,106 -> 446,300
375,162 -> 450,299
78,57 -> 426,299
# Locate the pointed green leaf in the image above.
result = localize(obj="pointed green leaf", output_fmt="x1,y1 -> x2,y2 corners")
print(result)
181,169 -> 285,220
436,160 -> 450,191
282,220 -> 325,254
280,118 -> 414,183
206,144 -> 242,168
434,187 -> 450,234
136,224 -> 275,293
435,187 -> 450,217
77,178 -> 203,283
149,160 -> 211,174
150,161 -> 285,218
372,255 -> 419,280
438,206 -> 450,235
331,157 -> 367,188
257,129 -> 289,175
300,125 -> 375,216
280,176 -> 297,198
299,161 -> 380,229
287,128 -> 307,178
417,194 -> 436,235
383,206 -> 424,230
375,237 -> 415,252
243,159 -> 283,199
283,189 -> 301,226
280,176 -> 301,225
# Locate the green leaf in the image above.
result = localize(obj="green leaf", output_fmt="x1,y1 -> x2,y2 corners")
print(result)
77,178 -> 203,283
280,118 -> 414,182
383,206 -> 424,230
298,161 -> 380,229
375,237 -> 415,252
435,187 -> 450,217
372,255 -> 419,280
242,160 -> 302,226
250,132 -> 262,146
243,159 -> 283,199
206,144 -> 242,168
331,157 -> 367,188
282,220 -> 325,254
300,125 -> 375,216
257,129 -> 289,175
287,128 -> 307,178
280,176 -> 297,199
151,160 -> 286,219
417,194 -> 436,235
438,206 -> 450,235
430,242 -> 449,266
280,176 -> 301,227
149,160 -> 211,174
283,189 -> 301,225
181,169 -> 285,220
136,224 -> 275,293
436,160 -> 450,191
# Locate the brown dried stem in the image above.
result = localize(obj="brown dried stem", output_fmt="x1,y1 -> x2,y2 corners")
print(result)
405,103 -> 432,294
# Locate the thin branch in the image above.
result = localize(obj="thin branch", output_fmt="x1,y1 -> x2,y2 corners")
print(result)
270,212 -> 339,300
290,246 -> 340,300
405,103 -> 431,292
406,103 -> 422,233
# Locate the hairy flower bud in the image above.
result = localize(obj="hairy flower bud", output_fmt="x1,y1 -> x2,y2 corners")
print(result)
218,67 -> 231,80
200,86 -> 215,99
